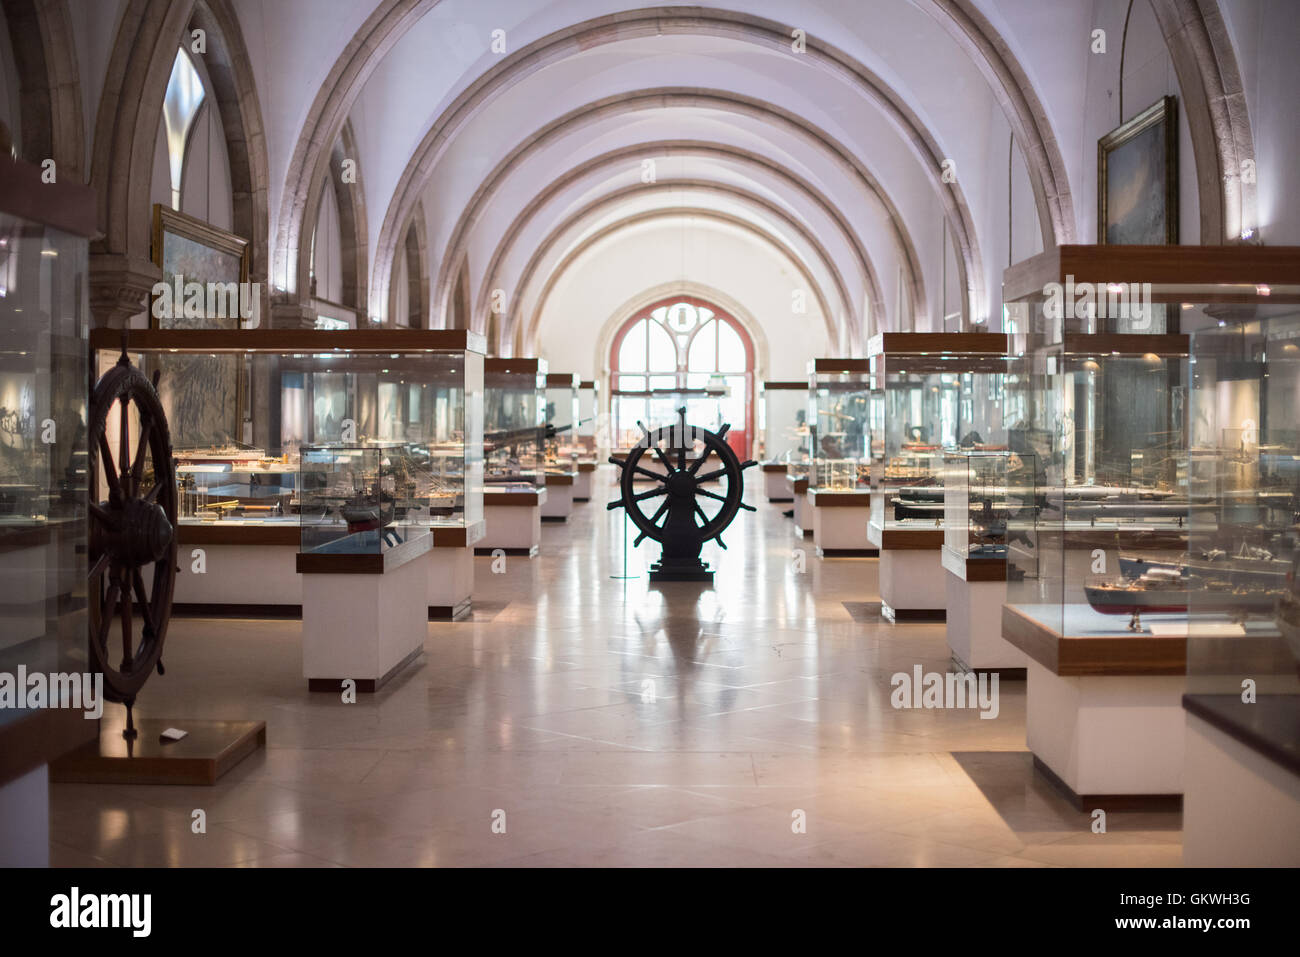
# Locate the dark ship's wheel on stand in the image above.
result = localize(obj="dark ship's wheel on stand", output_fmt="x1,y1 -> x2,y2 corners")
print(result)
87,349 -> 177,740
608,407 -> 757,581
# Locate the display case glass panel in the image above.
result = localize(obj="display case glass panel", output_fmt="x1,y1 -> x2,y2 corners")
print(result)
761,382 -> 808,464
485,358 -> 546,490
298,445 -> 435,554
943,451 -> 1035,565
994,246 -> 1297,641
808,359 -> 871,492
611,388 -> 725,450
89,330 -> 485,534
544,373 -> 581,469
577,379 -> 598,452
1184,304 -> 1300,695
0,187 -> 93,758
866,334 -> 1010,533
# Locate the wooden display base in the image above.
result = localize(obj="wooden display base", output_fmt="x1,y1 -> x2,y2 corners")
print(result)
306,646 -> 422,694
173,602 -> 301,618
881,601 -> 946,623
429,597 -> 473,621
1032,755 -> 1183,812
51,718 -> 266,786
475,545 -> 538,557
950,653 -> 1026,681
815,547 -> 878,558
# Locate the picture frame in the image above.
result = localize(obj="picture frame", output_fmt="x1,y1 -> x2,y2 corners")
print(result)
150,203 -> 249,330
1098,95 -> 1179,245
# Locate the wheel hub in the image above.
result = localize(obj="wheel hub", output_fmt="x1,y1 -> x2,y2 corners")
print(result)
105,497 -> 174,567
665,469 -> 696,498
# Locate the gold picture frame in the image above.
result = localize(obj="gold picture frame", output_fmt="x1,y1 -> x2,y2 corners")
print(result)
150,203 -> 249,330
1098,95 -> 1179,245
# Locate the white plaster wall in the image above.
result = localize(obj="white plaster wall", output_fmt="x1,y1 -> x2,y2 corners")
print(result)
1221,0 -> 1300,243
534,216 -> 830,382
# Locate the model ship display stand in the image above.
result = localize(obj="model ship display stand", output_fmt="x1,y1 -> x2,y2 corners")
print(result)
53,342 -> 265,786
787,466 -> 812,537
296,528 -> 433,692
942,455 -> 1028,675
759,380 -> 807,503
868,508 -> 943,621
573,460 -> 598,501
995,241 -> 1300,813
807,359 -> 875,557
607,408 -> 756,583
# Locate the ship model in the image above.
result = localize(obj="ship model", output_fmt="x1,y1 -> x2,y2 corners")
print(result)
1085,543 -> 1292,631
1273,552 -> 1300,667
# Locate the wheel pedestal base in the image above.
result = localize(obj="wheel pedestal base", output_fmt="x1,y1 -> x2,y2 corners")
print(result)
649,557 -> 713,582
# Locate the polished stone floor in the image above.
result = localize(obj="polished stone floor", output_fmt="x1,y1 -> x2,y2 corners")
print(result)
49,469 -> 1182,867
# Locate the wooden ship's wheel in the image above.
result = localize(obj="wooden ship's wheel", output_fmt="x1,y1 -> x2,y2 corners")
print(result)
608,407 -> 756,581
87,348 -> 177,739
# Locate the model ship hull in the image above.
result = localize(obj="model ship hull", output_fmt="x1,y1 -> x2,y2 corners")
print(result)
1085,580 -> 1282,617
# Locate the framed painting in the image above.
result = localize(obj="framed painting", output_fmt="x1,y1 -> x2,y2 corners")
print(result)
150,203 -> 249,330
1098,95 -> 1179,245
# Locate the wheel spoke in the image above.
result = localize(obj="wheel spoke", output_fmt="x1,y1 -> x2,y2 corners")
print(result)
644,497 -> 670,528
631,464 -> 663,481
697,487 -> 729,504
688,446 -> 714,475
118,569 -> 133,669
651,442 -> 674,472
693,502 -> 710,528
132,569 -> 157,639
88,551 -> 111,580
694,466 -> 727,483
118,396 -> 131,496
97,432 -> 120,496
89,501 -> 117,530
631,486 -> 667,503
143,480 -> 163,503
130,417 -> 152,489
97,579 -> 120,649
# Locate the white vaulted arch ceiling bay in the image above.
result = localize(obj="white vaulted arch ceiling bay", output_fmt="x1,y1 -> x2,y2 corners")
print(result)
504,180 -> 857,356
247,0 -> 1065,338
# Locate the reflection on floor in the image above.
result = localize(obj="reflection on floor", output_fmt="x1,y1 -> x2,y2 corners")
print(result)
50,468 -> 1182,867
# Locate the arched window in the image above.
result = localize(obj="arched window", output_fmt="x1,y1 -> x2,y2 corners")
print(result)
610,296 -> 753,457
162,49 -> 205,211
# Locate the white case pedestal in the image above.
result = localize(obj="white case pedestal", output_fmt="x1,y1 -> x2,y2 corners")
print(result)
809,491 -> 875,556
574,464 -> 596,501
174,540 -> 301,613
868,523 -> 943,620
1026,659 -> 1185,803
942,549 -> 1025,673
762,464 -> 791,502
479,488 -> 547,556
1183,709 -> 1300,866
300,539 -> 431,692
790,478 -> 811,537
428,536 -> 476,620
541,474 -> 574,521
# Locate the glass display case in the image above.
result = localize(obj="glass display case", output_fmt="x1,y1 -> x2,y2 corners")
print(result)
1184,301 -> 1300,691
0,160 -> 97,792
577,379 -> 598,453
807,359 -> 872,492
88,329 -> 486,537
298,445 -> 436,554
943,451 -> 1035,566
998,245 -> 1267,640
611,386 -> 726,450
544,372 -> 581,470
484,357 -> 546,490
760,381 -> 808,463
866,334 -> 1010,534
